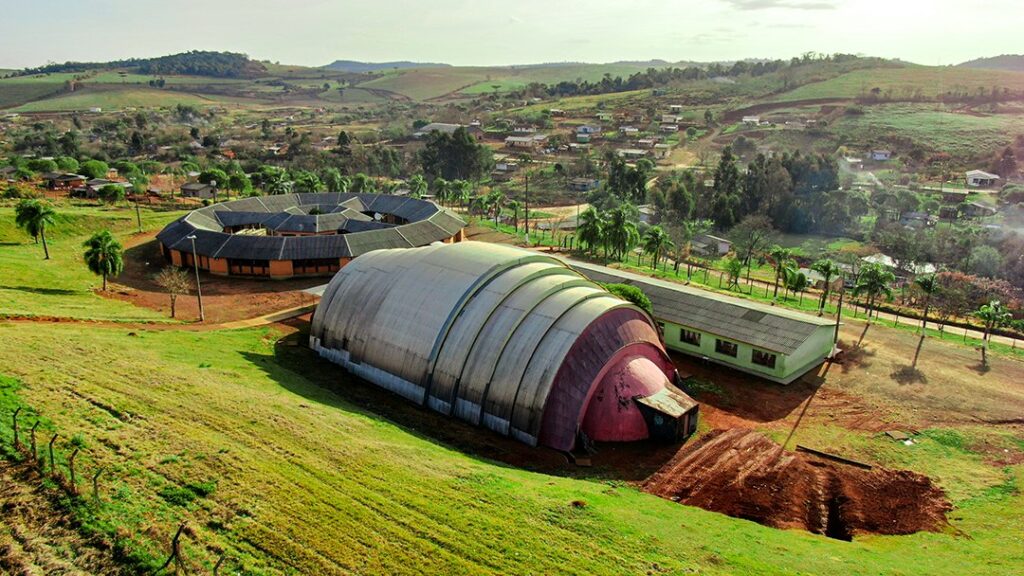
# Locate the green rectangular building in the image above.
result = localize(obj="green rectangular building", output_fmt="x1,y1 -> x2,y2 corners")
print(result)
568,261 -> 837,385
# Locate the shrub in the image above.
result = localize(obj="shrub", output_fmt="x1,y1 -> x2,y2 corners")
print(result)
603,283 -> 653,314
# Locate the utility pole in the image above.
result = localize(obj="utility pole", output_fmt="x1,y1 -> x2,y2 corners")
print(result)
833,286 -> 845,347
524,172 -> 530,246
186,235 -> 205,322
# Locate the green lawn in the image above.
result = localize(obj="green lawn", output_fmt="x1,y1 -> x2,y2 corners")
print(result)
0,204 -> 184,321
10,87 -> 238,112
1,322 -> 1021,575
771,65 -> 1024,102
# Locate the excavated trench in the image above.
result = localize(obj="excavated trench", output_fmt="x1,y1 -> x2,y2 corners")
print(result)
644,429 -> 950,540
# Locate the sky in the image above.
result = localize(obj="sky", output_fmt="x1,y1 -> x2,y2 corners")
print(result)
1,0 -> 1021,69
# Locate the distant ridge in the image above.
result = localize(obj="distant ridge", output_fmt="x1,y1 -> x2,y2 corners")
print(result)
323,60 -> 450,73
958,54 -> 1024,72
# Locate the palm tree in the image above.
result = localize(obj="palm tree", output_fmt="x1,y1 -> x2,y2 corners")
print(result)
642,226 -> 674,270
604,206 -> 639,261
852,263 -> 896,322
723,256 -> 743,290
768,245 -> 796,299
352,173 -> 375,194
408,175 -> 428,199
910,274 -> 938,369
83,230 -> 124,291
810,258 -> 842,315
785,268 -> 810,305
267,174 -> 293,195
507,200 -> 521,232
577,207 -> 603,256
14,199 -> 56,260
336,175 -> 352,194
488,189 -> 506,227
976,300 -> 1012,367
432,177 -> 449,204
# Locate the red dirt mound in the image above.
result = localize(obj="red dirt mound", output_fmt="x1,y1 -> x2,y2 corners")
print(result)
644,429 -> 950,539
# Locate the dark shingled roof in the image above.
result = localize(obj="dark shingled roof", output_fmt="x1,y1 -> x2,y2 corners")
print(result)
158,193 -> 464,263
568,260 -> 833,355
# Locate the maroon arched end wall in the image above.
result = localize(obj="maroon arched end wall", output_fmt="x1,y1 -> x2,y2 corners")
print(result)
538,307 -> 676,451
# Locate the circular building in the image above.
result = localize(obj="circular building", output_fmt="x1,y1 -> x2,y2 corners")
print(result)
156,193 -> 466,279
309,241 -> 698,451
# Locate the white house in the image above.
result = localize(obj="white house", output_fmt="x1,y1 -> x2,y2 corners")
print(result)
741,116 -> 760,125
965,169 -> 1000,188
870,150 -> 893,161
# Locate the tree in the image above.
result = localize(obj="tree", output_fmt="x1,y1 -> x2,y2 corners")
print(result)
14,199 -> 56,259
154,267 -> 192,318
976,300 -> 1012,366
711,146 -> 742,227
603,283 -> 652,314
292,171 -> 323,193
82,230 -> 124,291
853,262 -> 896,322
98,184 -> 125,204
80,159 -> 109,179
507,200 -> 521,232
603,206 -> 639,260
910,274 -> 938,369
966,245 -> 1002,278
408,175 -> 428,199
488,189 -> 506,227
811,258 -> 841,315
351,173 -> 375,194
642,226 -> 674,270
419,127 -> 493,181
767,245 -> 796,299
577,207 -> 603,255
784,268 -> 809,304
723,256 -> 743,290
728,214 -> 775,281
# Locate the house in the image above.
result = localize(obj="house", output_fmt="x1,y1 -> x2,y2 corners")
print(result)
576,133 -> 593,143
742,116 -> 760,125
73,179 -> 132,199
939,189 -> 969,204
638,204 -> 656,224
180,182 -> 217,199
669,104 -> 683,113
413,123 -> 483,140
619,126 -> 640,136
841,156 -> 864,170
965,170 -> 1000,188
899,211 -> 937,229
504,136 -> 538,149
40,172 -> 86,190
637,138 -> 657,149
691,234 -> 732,258
653,143 -> 673,159
576,125 -> 601,135
661,114 -> 680,124
799,267 -> 845,293
862,253 -> 936,275
962,201 -> 997,218
512,126 -> 536,135
568,177 -> 599,192
616,148 -> 650,159
567,260 -> 837,385
659,123 -> 679,134
596,112 -> 613,122
870,150 -> 892,161
548,108 -> 565,117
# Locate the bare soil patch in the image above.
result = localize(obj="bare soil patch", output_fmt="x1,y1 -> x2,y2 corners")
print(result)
102,233 -> 322,325
644,429 -> 951,539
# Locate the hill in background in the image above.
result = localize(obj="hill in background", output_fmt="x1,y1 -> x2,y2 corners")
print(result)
959,54 -> 1024,72
323,60 -> 450,72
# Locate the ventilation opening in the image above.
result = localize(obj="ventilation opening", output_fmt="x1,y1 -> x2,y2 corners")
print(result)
824,493 -> 853,541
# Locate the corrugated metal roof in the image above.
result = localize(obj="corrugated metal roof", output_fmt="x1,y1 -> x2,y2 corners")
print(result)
566,260 -> 832,355
158,193 -> 464,263
310,242 -> 672,450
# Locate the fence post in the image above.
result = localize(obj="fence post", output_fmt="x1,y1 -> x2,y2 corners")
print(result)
48,433 -> 59,475
12,407 -> 22,450
68,448 -> 79,494
92,466 -> 106,501
30,421 -> 40,462
156,522 -> 187,575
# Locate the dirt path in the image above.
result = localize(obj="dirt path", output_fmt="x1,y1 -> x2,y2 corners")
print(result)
722,98 -> 853,123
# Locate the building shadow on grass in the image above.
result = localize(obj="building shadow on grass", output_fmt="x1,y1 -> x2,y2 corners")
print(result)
240,321 -> 682,482
121,239 -> 325,296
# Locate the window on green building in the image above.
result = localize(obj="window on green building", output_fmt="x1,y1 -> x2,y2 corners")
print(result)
752,349 -> 777,368
680,328 -> 701,347
715,338 -> 738,357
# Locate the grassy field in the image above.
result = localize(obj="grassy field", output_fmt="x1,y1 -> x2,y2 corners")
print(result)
0,316 -> 1021,574
0,203 -> 184,321
831,103 -> 1024,156
9,87 -> 240,112
772,65 -> 1024,102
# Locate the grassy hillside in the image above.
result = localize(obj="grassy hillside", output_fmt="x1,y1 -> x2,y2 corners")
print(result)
0,204 -> 184,321
9,87 -> 238,112
771,65 -> 1024,102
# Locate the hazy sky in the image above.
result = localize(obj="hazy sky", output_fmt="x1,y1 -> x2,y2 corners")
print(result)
1,0 -> 1021,69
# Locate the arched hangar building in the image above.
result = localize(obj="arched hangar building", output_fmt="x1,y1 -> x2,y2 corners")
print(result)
309,241 -> 698,451
156,193 -> 466,279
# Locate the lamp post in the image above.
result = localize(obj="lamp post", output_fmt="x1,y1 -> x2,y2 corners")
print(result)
186,234 -> 205,322
210,179 -> 218,204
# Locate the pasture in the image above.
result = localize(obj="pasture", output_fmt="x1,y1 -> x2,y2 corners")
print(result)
771,65 -> 1024,102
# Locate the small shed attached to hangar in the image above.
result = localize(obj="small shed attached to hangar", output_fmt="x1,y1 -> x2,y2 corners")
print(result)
566,261 -> 835,384
309,242 -> 698,451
